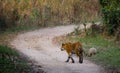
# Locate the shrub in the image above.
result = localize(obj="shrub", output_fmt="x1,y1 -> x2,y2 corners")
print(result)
100,0 -> 120,35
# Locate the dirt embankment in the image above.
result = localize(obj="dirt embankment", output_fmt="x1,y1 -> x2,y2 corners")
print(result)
11,25 -> 105,73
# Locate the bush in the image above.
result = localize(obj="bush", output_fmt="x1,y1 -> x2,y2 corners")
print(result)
0,45 -> 30,73
100,0 -> 120,35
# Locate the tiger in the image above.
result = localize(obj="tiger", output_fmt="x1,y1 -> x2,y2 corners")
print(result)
60,42 -> 84,63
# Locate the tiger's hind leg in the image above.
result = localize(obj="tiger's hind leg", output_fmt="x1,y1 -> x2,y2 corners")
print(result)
78,48 -> 83,63
70,53 -> 75,63
79,53 -> 83,63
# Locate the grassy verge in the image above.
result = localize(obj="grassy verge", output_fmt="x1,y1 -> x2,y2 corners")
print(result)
0,25 -> 45,73
0,45 -> 30,73
2,25 -> 41,34
67,35 -> 120,70
0,45 -> 45,73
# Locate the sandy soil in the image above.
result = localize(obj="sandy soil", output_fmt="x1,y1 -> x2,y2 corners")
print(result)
11,24 -> 105,73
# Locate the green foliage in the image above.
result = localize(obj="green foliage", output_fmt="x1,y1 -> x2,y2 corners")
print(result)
79,35 -> 113,49
0,57 -> 30,73
73,26 -> 81,35
0,18 -> 6,31
93,47 -> 120,68
100,0 -> 120,35
0,45 -> 32,73
0,45 -> 18,56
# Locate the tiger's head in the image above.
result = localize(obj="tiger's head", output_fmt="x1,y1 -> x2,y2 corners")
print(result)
61,42 -> 71,51
61,43 -> 65,51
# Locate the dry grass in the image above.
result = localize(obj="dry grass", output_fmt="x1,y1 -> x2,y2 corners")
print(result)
0,0 -> 100,29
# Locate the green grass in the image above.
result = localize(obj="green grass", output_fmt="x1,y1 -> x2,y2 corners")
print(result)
5,25 -> 41,33
0,45 -> 32,73
93,47 -> 120,68
0,45 -> 19,56
79,35 -> 115,49
69,35 -> 120,68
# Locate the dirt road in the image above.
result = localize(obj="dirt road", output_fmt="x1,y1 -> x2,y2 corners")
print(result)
11,24 -> 105,73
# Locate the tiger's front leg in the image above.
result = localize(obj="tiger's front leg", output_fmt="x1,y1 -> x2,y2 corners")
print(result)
66,53 -> 75,63
66,56 -> 75,63
66,56 -> 70,62
70,57 -> 75,63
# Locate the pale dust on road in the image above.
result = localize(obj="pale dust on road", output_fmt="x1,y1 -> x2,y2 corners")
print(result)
11,24 -> 105,73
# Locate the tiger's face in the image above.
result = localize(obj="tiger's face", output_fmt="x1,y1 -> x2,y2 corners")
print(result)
61,43 -> 65,51
61,42 -> 71,51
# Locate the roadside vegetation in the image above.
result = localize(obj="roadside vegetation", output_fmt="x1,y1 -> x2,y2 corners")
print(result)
0,0 -> 100,32
0,0 -> 119,73
0,45 -> 45,73
0,45 -> 27,73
